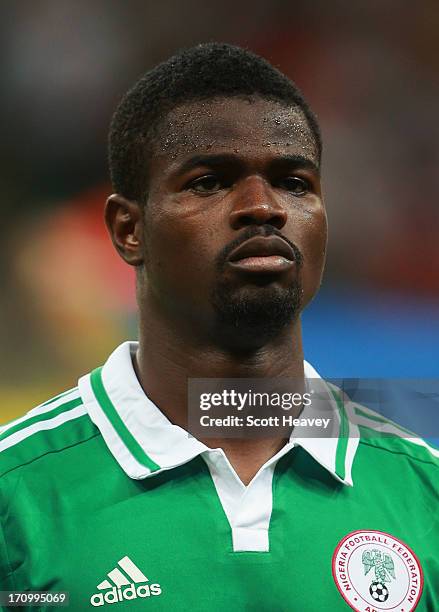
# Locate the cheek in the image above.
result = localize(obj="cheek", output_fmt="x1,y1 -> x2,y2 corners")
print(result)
305,209 -> 328,265
296,208 -> 328,297
143,207 -> 220,295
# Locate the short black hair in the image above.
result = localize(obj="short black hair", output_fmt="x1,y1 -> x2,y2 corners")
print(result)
109,43 -> 321,203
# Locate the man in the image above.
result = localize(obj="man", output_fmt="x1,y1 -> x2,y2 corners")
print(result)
0,44 -> 437,611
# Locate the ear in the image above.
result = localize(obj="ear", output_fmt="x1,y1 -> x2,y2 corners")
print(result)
104,194 -> 144,266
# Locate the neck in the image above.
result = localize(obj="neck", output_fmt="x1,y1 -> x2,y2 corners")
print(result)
134,303 -> 304,485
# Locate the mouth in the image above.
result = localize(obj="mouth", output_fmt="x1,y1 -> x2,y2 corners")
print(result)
226,235 -> 296,274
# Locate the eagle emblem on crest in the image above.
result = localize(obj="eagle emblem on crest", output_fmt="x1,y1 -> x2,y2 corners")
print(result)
362,549 -> 396,583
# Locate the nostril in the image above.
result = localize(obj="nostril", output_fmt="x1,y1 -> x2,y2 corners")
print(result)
238,215 -> 254,226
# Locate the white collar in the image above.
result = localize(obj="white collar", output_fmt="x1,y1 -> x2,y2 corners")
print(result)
78,341 -> 358,486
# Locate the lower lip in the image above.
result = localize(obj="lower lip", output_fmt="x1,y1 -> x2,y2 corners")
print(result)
228,255 -> 295,274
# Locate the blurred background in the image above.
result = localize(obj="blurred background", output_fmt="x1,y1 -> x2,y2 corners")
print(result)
1,1 -> 438,426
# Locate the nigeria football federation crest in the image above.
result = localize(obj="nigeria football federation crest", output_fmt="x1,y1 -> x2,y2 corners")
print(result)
332,530 -> 423,611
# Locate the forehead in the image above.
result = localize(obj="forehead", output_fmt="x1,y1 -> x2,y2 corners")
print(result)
152,97 -> 318,165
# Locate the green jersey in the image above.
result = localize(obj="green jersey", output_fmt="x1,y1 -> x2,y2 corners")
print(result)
1,342 -> 438,611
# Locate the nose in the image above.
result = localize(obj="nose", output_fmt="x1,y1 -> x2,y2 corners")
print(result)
229,176 -> 288,230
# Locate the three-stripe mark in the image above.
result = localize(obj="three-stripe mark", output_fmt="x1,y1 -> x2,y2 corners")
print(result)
97,556 -> 148,589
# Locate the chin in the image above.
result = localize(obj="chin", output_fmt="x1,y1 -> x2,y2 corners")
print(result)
210,282 -> 303,349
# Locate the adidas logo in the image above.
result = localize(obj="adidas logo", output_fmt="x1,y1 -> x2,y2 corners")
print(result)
90,556 -> 162,607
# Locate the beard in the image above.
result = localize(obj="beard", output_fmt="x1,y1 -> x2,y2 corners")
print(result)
210,226 -> 304,349
211,281 -> 302,343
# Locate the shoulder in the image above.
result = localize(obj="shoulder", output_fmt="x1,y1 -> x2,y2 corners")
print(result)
0,387 -> 99,478
327,382 -> 439,471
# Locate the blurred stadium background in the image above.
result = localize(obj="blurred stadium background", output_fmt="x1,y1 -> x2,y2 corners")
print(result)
1,1 -> 438,427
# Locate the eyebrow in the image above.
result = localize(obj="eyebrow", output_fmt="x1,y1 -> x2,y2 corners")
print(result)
270,154 -> 319,173
175,153 -> 319,176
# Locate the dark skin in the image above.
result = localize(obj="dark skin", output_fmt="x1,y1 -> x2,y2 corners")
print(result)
105,97 -> 327,484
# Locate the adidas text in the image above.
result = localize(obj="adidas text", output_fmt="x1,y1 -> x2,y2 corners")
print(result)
90,583 -> 162,606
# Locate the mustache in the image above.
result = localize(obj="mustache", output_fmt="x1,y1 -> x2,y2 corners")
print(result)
215,225 -> 303,271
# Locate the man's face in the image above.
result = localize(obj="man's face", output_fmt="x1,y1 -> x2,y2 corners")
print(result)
141,97 -> 327,345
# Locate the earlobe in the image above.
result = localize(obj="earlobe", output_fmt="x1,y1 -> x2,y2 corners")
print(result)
104,194 -> 144,266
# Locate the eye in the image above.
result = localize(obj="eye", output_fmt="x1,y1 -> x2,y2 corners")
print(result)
188,174 -> 222,193
276,176 -> 310,195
